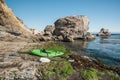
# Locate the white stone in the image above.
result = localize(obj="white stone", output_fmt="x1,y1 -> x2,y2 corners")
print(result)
68,59 -> 74,62
39,57 -> 50,63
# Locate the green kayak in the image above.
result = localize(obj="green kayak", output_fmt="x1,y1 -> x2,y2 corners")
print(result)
31,49 -> 64,57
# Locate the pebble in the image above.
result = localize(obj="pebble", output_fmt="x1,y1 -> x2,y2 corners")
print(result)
39,57 -> 50,63
68,59 -> 74,62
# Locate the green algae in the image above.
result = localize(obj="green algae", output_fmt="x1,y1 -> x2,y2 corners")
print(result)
104,70 -> 120,80
80,68 -> 120,80
37,61 -> 75,80
80,68 -> 98,80
46,44 -> 72,56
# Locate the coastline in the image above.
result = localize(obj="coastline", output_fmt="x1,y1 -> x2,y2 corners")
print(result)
0,41 -> 120,79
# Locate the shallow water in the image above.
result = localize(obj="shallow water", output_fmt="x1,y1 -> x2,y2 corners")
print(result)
57,34 -> 120,67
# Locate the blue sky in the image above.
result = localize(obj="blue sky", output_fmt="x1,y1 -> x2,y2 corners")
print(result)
5,0 -> 120,33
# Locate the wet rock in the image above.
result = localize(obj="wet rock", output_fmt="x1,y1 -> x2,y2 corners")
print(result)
68,72 -> 84,80
63,35 -> 74,42
86,32 -> 95,40
82,56 -> 92,61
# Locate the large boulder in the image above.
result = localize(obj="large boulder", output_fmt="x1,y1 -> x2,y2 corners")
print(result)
53,16 -> 94,41
0,0 -> 33,41
97,28 -> 111,37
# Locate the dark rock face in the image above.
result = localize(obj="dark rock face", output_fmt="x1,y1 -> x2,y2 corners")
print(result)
0,0 -> 33,42
97,28 -> 111,37
53,16 -> 95,41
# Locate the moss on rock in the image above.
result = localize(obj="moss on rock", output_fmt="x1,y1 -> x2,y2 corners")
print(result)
80,68 -> 98,80
37,61 -> 75,80
80,68 -> 120,80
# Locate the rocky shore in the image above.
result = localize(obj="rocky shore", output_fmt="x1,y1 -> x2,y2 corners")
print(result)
0,0 -> 119,80
0,41 -> 120,80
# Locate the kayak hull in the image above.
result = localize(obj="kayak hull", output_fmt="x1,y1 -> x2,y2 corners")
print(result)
31,49 -> 64,57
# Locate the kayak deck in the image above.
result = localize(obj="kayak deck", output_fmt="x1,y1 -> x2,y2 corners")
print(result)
31,49 -> 64,57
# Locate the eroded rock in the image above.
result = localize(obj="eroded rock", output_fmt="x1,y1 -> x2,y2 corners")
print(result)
97,28 -> 111,37
53,16 -> 95,41
0,0 -> 35,42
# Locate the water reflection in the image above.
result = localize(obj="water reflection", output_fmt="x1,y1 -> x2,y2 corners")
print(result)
99,37 -> 109,44
57,40 -> 88,50
56,34 -> 120,67
57,40 -> 89,56
99,37 -> 120,44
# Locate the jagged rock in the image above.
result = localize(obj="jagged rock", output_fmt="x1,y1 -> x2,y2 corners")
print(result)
53,16 -> 94,42
44,25 -> 55,34
0,0 -> 34,42
63,35 -> 74,42
97,28 -> 111,37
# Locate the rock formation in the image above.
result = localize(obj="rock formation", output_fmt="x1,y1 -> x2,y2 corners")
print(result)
37,16 -> 95,42
44,25 -> 55,36
97,28 -> 111,37
37,25 -> 54,41
0,0 -> 34,41
53,16 -> 95,41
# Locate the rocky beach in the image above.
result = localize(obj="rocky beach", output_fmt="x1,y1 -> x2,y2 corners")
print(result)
0,0 -> 120,80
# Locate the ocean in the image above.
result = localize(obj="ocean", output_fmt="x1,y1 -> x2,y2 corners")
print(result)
58,34 -> 120,67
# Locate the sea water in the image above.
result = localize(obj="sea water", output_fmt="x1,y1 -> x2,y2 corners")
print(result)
58,34 -> 120,67
86,34 -> 120,67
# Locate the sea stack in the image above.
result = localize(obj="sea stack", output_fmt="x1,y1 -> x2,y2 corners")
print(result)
53,15 -> 95,41
97,28 -> 111,37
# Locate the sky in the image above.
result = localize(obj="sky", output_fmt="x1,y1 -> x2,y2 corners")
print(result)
5,0 -> 120,33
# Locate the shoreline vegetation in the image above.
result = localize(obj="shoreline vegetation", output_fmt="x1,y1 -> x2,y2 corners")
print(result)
0,41 -> 120,80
